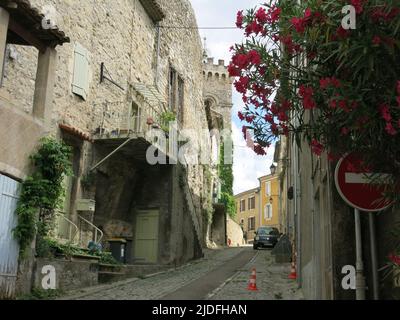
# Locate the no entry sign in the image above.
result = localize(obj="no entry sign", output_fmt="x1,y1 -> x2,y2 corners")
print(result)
334,153 -> 393,212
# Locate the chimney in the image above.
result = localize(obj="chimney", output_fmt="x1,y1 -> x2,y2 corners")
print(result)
207,57 -> 214,65
218,59 -> 225,66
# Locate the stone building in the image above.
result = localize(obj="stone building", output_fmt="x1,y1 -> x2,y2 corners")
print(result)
202,56 -> 233,248
0,0 -> 233,298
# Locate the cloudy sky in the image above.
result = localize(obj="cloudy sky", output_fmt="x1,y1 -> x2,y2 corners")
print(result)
190,0 -> 275,195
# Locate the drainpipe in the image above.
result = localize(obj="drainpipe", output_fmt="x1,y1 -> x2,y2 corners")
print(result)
354,208 -> 366,300
369,212 -> 379,300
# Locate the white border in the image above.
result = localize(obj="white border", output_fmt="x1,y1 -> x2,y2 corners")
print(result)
334,153 -> 393,212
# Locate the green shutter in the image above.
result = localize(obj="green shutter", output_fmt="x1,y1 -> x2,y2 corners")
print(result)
72,43 -> 89,100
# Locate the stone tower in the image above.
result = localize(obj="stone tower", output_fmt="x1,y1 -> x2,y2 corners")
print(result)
202,57 -> 233,131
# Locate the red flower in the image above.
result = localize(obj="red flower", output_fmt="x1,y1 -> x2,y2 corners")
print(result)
228,63 -> 241,77
311,139 -> 324,156
232,53 -> 249,70
255,7 -> 268,24
264,114 -> 273,123
385,123 -> 397,136
299,85 -> 316,110
238,111 -> 245,121
234,76 -> 249,94
320,78 -> 331,89
397,81 -> 400,95
341,127 -> 350,135
379,104 -> 392,122
236,11 -> 244,28
389,254 -> 400,266
269,7 -> 281,24
245,115 -> 255,123
351,0 -> 364,14
245,19 -> 263,36
291,17 -> 306,33
254,144 -> 266,156
372,36 -> 381,45
247,50 -> 261,66
336,26 -> 351,39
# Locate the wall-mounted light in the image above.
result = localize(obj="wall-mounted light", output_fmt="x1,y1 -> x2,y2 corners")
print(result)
270,163 -> 277,175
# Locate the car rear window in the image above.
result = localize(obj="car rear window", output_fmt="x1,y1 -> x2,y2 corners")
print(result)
258,228 -> 279,235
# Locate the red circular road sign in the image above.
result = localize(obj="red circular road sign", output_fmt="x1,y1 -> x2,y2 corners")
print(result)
334,153 -> 394,212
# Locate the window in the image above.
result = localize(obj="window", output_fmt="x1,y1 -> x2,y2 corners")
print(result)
168,67 -> 177,111
72,43 -> 90,100
265,204 -> 273,220
266,181 -> 271,196
248,217 -> 256,231
177,76 -> 184,123
168,67 -> 184,124
248,196 -> 255,210
240,199 -> 246,212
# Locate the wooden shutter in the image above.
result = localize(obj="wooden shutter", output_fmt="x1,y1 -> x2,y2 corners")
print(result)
72,43 -> 89,100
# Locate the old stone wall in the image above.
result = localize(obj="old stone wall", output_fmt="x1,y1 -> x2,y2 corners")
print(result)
34,258 -> 99,292
227,216 -> 244,247
2,0 -> 212,249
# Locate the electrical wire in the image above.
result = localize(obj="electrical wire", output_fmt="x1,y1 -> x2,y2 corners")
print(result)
159,26 -> 237,30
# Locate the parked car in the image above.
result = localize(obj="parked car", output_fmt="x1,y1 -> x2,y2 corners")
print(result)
253,226 -> 280,249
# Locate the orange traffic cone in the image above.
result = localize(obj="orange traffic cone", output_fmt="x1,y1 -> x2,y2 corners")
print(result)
288,262 -> 297,280
247,268 -> 258,291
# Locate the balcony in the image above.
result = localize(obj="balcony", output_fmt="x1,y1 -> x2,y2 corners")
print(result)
91,83 -> 179,164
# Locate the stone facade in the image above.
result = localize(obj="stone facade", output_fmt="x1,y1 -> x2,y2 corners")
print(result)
0,0 -> 233,297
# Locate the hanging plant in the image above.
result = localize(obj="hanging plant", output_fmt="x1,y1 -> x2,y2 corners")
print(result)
230,0 -> 400,200
13,137 -> 72,256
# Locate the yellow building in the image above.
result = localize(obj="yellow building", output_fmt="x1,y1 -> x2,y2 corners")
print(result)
258,165 -> 280,230
234,188 -> 260,243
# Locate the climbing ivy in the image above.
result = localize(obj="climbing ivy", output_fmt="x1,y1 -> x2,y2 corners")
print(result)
218,142 -> 236,218
13,137 -> 72,256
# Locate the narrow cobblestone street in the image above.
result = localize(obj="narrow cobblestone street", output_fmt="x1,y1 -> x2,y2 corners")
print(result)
208,249 -> 304,300
59,247 -> 303,300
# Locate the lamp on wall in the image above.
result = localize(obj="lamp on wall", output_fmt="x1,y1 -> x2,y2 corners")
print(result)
270,163 -> 277,175
269,197 -> 273,204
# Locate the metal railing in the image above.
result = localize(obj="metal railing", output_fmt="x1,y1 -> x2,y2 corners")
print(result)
93,100 -> 165,138
53,211 -> 79,245
78,215 -> 104,247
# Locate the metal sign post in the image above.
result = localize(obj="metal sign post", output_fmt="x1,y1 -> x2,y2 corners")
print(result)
354,208 -> 366,300
335,152 -> 393,300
